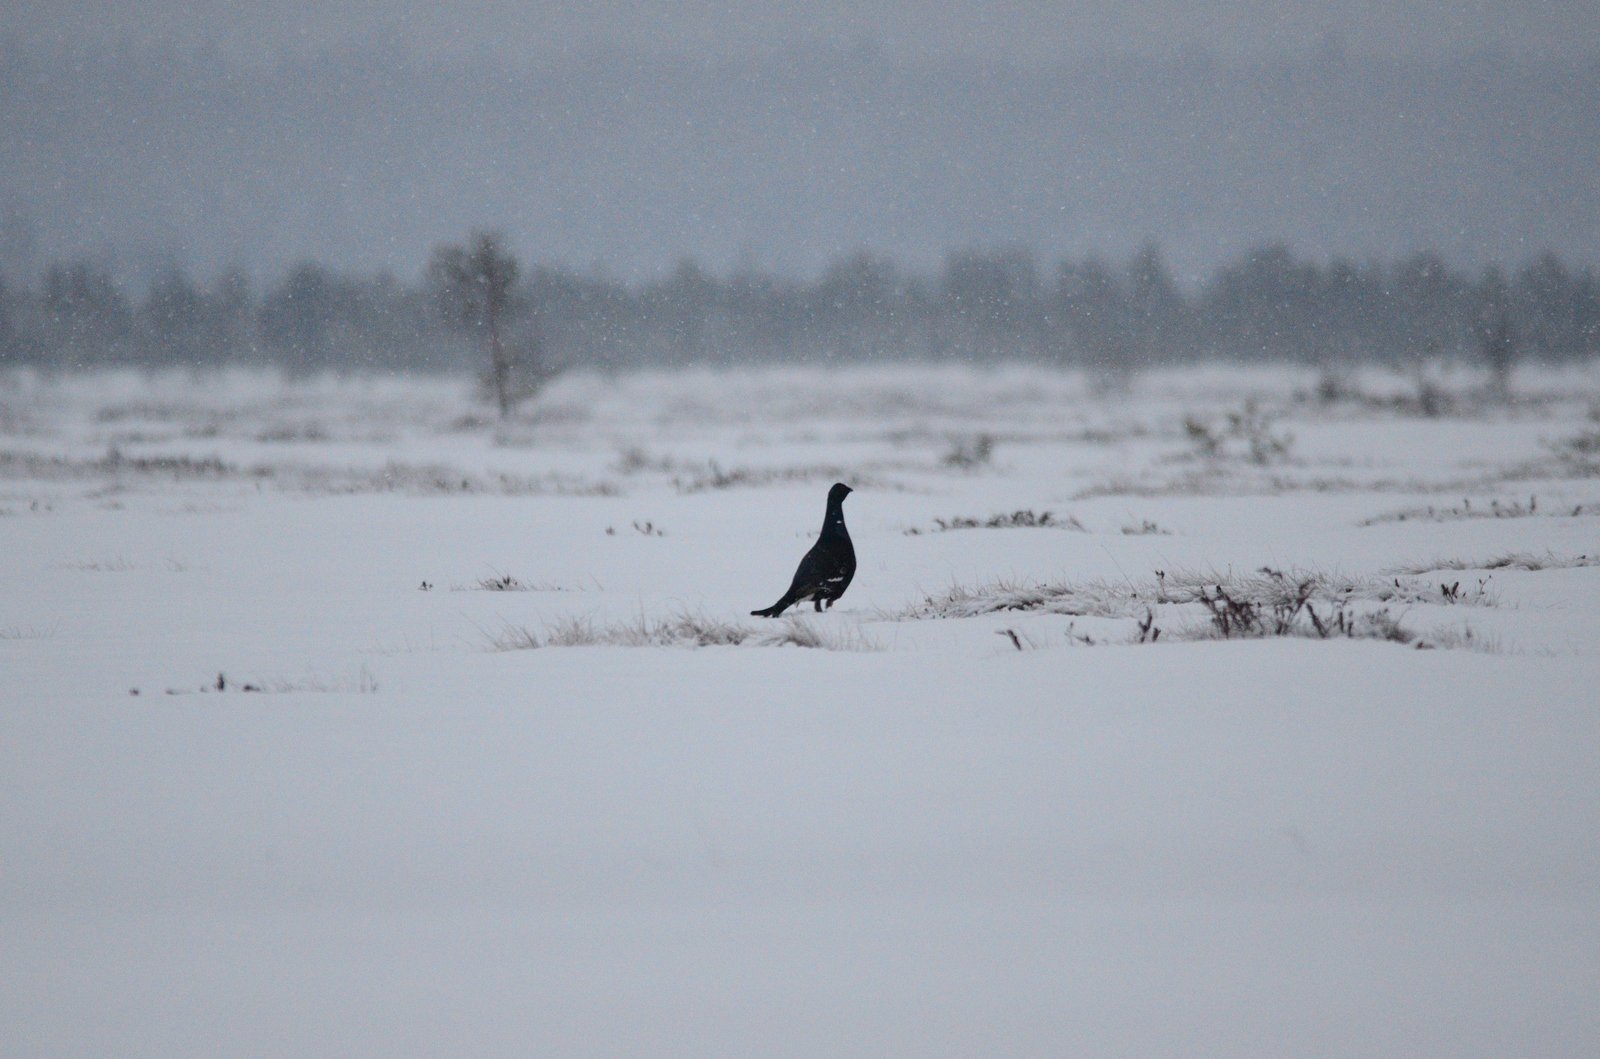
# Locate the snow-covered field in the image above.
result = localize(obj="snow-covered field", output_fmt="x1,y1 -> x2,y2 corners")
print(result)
4,362 -> 1599,1058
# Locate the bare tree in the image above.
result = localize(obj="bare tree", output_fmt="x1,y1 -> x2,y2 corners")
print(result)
1480,309 -> 1517,401
1475,266 -> 1517,401
430,231 -> 523,417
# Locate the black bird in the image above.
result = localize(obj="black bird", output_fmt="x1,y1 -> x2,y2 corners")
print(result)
751,482 -> 856,617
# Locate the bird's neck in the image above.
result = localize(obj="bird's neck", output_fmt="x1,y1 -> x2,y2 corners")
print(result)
822,503 -> 846,533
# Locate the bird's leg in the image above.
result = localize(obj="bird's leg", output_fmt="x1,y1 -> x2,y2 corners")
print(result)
814,599 -> 824,612
824,598 -> 833,610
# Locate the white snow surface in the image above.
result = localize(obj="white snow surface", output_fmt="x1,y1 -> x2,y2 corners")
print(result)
3,363 -> 1599,1058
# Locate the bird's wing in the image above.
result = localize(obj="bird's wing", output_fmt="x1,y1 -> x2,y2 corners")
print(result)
786,535 -> 852,597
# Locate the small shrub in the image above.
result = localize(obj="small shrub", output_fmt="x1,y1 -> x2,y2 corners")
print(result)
1121,519 -> 1169,535
1195,574 -> 1320,637
615,447 -> 676,474
1229,401 -> 1294,464
1185,586 -> 1415,644
942,434 -> 995,469
1314,370 -> 1358,405
1183,416 -> 1221,456
1184,400 -> 1294,464
1416,377 -> 1448,418
1547,429 -> 1600,465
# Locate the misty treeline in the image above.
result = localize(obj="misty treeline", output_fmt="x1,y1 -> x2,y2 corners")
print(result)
3,243 -> 1597,378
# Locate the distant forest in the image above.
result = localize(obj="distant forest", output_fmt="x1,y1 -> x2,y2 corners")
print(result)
2,243 -> 1596,374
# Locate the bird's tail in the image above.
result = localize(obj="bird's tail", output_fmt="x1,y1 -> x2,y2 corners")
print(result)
751,596 -> 793,618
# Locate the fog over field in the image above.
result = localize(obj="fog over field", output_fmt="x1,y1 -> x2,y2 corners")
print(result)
2,8 -> 1598,284
3,3 -> 1599,1058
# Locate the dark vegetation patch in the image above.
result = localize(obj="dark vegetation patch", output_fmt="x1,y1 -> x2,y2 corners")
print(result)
671,460 -> 890,494
1,448 -> 237,481
1182,400 -> 1295,465
1545,428 -> 1600,472
904,509 -> 1086,535
1185,581 -> 1413,643
454,571 -> 587,592
1121,519 -> 1171,535
0,447 -> 619,497
0,623 -> 57,640
146,667 -> 380,696
1358,495 -> 1598,525
256,422 -> 332,443
941,434 -> 995,469
886,565 -> 1493,622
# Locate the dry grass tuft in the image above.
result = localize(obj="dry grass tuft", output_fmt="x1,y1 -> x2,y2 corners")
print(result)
671,460 -> 889,494
455,570 -> 584,592
888,564 -> 1521,652
756,616 -> 882,651
0,448 -> 620,498
1121,519 -> 1171,535
154,666 -> 380,696
1386,552 -> 1598,575
1174,586 -> 1417,644
614,447 -> 678,474
1357,495 -> 1597,525
65,557 -> 137,572
1419,624 -> 1506,654
486,611 -> 881,652
0,623 -> 58,640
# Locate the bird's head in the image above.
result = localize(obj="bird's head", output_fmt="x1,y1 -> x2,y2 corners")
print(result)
829,482 -> 853,504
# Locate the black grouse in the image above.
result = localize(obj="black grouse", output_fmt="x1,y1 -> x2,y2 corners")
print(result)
751,482 -> 856,617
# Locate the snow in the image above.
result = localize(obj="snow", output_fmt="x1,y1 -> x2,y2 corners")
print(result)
3,363 -> 1599,1057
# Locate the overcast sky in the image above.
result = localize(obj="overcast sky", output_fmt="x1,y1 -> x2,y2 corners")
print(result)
3,1 -> 1596,283
6,0 -> 1598,62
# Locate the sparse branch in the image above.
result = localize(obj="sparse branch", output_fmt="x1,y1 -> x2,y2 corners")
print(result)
429,231 -> 525,417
